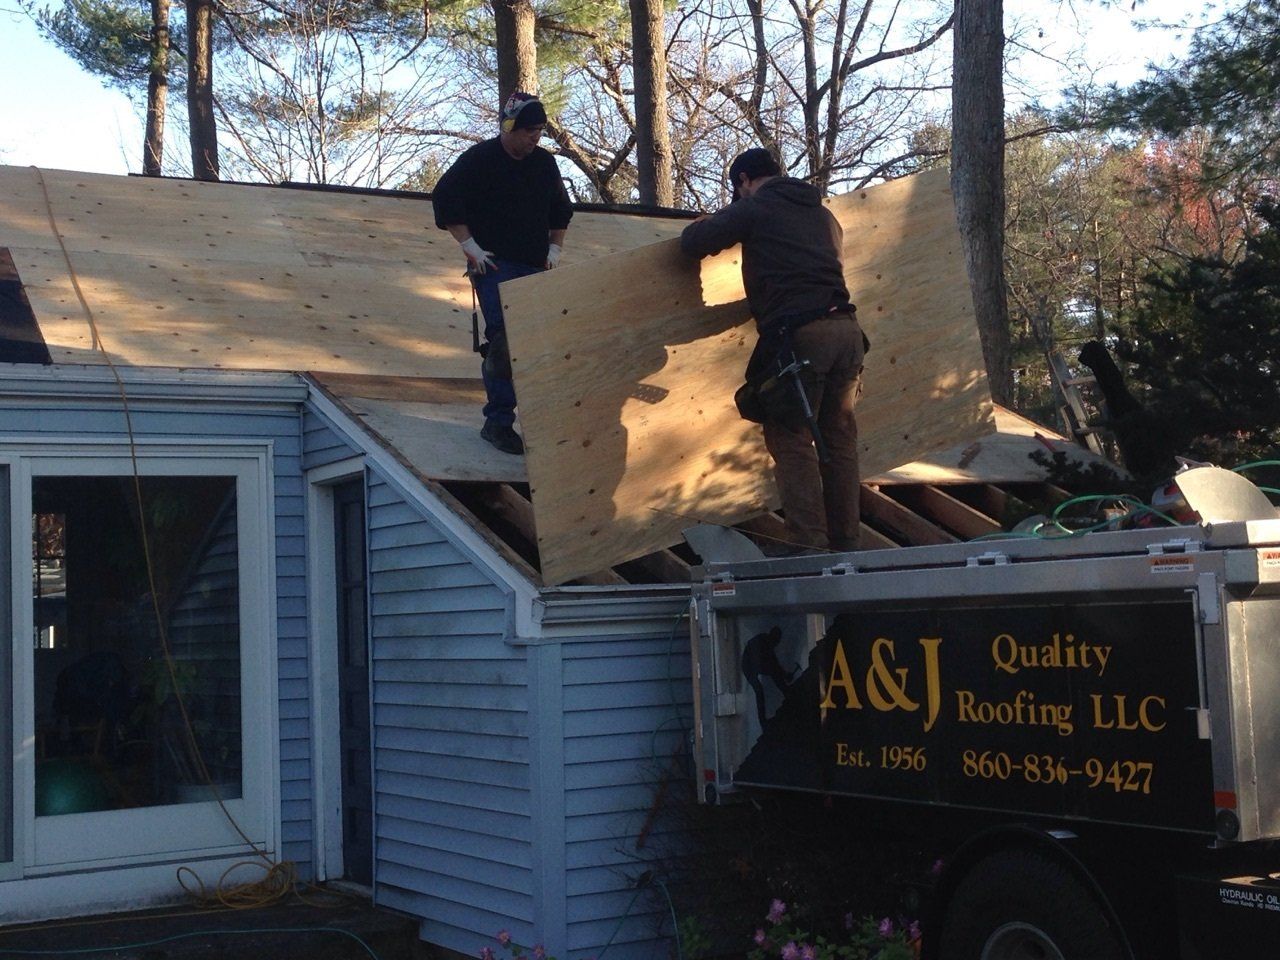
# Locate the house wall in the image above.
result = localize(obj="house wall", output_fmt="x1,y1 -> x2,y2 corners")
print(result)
297,395 -> 705,960
362,471 -> 537,948
556,626 -> 694,960
356,458 -> 694,960
0,391 -> 315,876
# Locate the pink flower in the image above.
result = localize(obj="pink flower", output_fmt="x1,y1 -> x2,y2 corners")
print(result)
908,921 -> 922,942
878,917 -> 894,938
532,947 -> 546,960
780,942 -> 800,960
767,899 -> 787,924
930,858 -> 944,876
753,929 -> 768,947
497,931 -> 512,947
800,944 -> 817,960
480,949 -> 495,960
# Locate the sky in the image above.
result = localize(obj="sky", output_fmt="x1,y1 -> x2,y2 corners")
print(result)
0,0 -> 1219,180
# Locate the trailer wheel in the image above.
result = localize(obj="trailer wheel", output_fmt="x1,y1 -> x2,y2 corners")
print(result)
937,848 -> 1126,960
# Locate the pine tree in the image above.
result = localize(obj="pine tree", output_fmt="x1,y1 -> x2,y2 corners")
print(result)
952,0 -> 1012,405
1114,200 -> 1280,465
1100,0 -> 1280,180
28,0 -> 175,173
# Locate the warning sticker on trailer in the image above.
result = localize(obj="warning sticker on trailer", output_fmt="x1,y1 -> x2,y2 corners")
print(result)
1150,556 -> 1194,574
711,582 -> 736,596
1262,550 -> 1280,568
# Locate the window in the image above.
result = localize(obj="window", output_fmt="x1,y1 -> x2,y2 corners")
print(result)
31,476 -> 243,816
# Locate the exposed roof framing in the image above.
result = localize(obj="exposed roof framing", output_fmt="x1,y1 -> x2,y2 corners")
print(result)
425,475 -> 1095,586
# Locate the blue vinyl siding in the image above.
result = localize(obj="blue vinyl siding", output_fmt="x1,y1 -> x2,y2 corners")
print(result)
560,631 -> 694,959
302,407 -> 360,470
364,473 -> 536,952
0,395 -> 315,876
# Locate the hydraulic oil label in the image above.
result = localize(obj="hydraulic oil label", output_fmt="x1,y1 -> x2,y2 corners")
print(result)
731,599 -> 1212,833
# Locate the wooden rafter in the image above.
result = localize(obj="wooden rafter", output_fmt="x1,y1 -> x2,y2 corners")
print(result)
861,485 -> 957,546
895,485 -> 1003,540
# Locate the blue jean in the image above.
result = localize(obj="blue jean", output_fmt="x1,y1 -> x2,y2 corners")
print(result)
473,259 -> 543,427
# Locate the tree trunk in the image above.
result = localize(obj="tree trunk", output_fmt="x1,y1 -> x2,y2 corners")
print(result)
143,0 -> 169,176
629,0 -> 672,206
491,0 -> 537,107
951,0 -> 1011,405
187,0 -> 219,181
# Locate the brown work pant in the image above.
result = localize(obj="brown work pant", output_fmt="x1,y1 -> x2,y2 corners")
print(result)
762,311 -> 865,551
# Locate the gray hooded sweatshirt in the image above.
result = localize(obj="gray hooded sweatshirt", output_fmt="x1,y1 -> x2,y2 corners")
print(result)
680,176 -> 851,330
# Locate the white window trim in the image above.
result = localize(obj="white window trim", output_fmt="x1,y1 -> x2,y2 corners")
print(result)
305,456 -> 365,882
1,456 -> 19,883
2,441 -> 279,877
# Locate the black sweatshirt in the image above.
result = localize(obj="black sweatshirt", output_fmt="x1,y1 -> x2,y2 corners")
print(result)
680,177 -> 850,329
432,138 -> 574,269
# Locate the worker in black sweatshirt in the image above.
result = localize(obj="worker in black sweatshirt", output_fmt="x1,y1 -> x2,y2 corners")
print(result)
681,148 -> 866,554
432,92 -> 574,455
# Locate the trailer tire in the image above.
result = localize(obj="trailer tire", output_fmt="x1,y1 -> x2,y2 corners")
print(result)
937,848 -> 1126,960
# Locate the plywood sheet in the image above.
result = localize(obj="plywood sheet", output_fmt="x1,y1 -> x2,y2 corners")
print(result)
0,164 -> 688,378
870,406 -> 1126,484
503,169 -> 995,584
340,395 -> 529,483
308,371 -> 526,482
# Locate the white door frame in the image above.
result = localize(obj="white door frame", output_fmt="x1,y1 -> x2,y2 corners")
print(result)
0,457 -> 18,883
305,457 -> 365,882
4,442 -> 279,873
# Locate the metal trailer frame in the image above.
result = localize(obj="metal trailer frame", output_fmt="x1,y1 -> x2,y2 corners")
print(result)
690,519 -> 1280,844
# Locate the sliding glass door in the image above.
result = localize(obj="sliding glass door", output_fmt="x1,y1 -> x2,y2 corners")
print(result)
18,451 -> 274,870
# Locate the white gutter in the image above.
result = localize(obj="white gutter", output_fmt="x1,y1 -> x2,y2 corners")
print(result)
0,361 -> 307,404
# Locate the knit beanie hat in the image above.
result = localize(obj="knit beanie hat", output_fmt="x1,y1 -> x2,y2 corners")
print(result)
501,92 -> 548,132
728,148 -> 782,200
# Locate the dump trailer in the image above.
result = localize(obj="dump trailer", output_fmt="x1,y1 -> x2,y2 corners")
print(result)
689,469 -> 1280,960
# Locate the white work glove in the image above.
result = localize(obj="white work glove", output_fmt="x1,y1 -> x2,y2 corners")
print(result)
459,236 -> 497,274
545,242 -> 563,270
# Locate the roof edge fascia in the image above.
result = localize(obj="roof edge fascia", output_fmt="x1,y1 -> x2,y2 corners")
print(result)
304,381 -> 543,636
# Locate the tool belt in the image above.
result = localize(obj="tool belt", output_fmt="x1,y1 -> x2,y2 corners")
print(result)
733,304 -> 864,425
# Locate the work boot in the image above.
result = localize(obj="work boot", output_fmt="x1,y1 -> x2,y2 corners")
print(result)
481,420 -> 525,455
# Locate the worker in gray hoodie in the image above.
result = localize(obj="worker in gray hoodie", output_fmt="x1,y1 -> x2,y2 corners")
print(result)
680,148 -> 866,554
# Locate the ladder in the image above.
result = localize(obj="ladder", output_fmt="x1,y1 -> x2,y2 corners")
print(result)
1047,350 -> 1104,455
